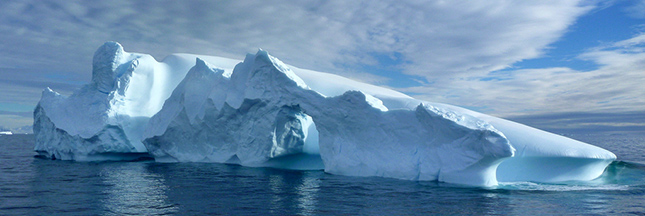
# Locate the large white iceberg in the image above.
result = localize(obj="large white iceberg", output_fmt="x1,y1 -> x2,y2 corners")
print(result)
34,42 -> 616,186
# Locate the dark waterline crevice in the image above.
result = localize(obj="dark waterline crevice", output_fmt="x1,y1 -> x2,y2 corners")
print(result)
32,152 -> 155,162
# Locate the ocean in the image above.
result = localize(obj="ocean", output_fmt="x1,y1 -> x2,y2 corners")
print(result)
1,133 -> 644,215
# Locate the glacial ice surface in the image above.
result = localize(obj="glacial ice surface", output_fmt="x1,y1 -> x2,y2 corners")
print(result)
34,42 -> 616,186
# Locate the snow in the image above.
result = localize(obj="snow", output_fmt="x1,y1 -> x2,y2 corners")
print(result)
34,42 -> 616,186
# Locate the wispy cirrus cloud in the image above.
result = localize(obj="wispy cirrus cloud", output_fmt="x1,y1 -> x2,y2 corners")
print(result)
506,111 -> 645,134
625,0 -> 645,19
399,33 -> 645,120
0,0 -> 591,80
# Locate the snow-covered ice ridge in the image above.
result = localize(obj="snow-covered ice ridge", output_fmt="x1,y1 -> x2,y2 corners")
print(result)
34,42 -> 616,186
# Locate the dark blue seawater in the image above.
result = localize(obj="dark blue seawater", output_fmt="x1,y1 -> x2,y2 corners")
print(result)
1,134 -> 645,215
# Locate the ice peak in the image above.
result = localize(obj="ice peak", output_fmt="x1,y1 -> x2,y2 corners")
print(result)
193,57 -> 224,76
192,58 -> 212,75
195,57 -> 213,70
92,41 -> 125,93
195,57 -> 209,68
43,87 -> 55,94
251,49 -> 308,89
183,58 -> 226,84
252,49 -> 280,70
40,87 -> 60,100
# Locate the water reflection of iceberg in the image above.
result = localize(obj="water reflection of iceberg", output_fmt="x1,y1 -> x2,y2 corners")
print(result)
296,172 -> 321,215
100,163 -> 177,215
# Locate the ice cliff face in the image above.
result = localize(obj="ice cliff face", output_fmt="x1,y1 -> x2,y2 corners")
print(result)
33,42 -> 191,160
34,42 -> 616,186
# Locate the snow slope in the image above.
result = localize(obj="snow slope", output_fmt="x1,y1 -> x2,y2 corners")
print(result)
34,42 -> 616,186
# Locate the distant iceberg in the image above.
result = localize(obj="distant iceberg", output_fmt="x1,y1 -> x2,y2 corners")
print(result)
33,42 -> 616,186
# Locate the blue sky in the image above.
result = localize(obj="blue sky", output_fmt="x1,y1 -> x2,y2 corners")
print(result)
0,0 -> 643,133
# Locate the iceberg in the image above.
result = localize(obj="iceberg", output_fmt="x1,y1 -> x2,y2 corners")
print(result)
34,42 -> 616,186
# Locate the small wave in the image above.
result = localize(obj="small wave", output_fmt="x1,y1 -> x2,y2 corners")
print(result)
612,160 -> 645,170
595,160 -> 645,185
0,205 -> 46,211
498,181 -> 630,191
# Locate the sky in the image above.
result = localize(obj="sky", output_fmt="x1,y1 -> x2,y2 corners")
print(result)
0,0 -> 643,134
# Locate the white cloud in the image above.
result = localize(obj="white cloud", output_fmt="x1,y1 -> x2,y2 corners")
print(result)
0,67 -> 80,109
625,0 -> 645,19
399,33 -> 645,117
0,0 -> 592,80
